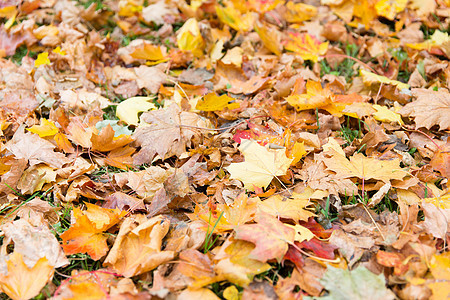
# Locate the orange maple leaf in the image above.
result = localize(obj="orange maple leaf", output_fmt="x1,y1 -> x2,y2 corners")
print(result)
60,203 -> 126,260
285,33 -> 328,62
0,251 -> 54,300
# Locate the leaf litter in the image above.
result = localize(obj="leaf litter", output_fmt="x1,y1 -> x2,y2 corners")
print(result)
0,0 -> 449,299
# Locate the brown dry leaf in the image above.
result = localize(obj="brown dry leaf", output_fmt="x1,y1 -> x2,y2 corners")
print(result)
234,211 -> 295,263
133,103 -> 210,164
5,126 -> 71,168
103,215 -> 175,277
400,88 -> 450,130
0,219 -> 68,269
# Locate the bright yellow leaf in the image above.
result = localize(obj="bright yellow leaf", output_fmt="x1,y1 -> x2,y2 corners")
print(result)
375,0 -> 407,20
196,93 -> 240,111
284,2 -> 317,23
215,4 -> 255,32
285,32 -> 328,62
52,46 -> 66,55
360,69 -> 410,90
116,97 -> 157,126
176,18 -> 205,57
372,104 -> 404,125
27,119 -> 59,137
34,52 -> 51,68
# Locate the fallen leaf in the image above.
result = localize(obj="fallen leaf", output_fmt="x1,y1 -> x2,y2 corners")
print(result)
5,126 -> 71,168
257,193 -> 315,222
320,265 -> 396,300
322,149 -> 408,183
27,118 -> 59,137
226,139 -> 293,191
399,88 -> 450,130
234,211 -> 295,262
215,237 -> 271,287
285,33 -> 328,63
34,52 -> 50,68
60,203 -> 126,260
103,215 -> 175,277
196,93 -> 240,111
0,251 -> 54,300
116,96 -> 157,126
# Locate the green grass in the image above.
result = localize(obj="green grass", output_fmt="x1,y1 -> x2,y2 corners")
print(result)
8,45 -> 37,65
320,43 -> 359,82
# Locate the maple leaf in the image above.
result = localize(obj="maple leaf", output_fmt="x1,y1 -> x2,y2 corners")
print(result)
5,126 -> 71,168
196,93 -> 240,111
189,193 -> 259,232
399,88 -> 450,130
285,33 -> 328,63
322,149 -> 408,183
90,125 -> 134,152
0,251 -> 54,300
215,238 -> 271,287
234,211 -> 295,262
116,96 -> 157,126
132,103 -> 210,164
0,219 -> 69,269
27,118 -> 58,137
60,203 -> 126,260
178,249 -> 223,288
257,193 -> 315,223
286,80 -> 333,111
103,215 -> 175,277
320,266 -> 396,300
226,139 -> 293,191
360,69 -> 410,91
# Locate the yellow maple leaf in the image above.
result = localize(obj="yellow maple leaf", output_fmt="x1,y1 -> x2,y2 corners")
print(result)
215,3 -> 255,32
284,2 -> 317,23
176,18 -> 205,57
322,149 -> 408,183
116,96 -> 157,126
375,0 -> 407,20
286,80 -> 333,111
130,44 -> 167,64
34,52 -> 50,68
196,93 -> 240,111
215,238 -> 271,287
285,33 -> 328,62
360,69 -> 410,90
0,251 -> 54,300
27,118 -> 59,137
225,139 -> 293,190
257,193 -> 315,222
254,21 -> 282,56
372,104 -> 404,125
